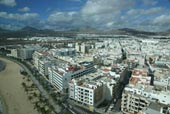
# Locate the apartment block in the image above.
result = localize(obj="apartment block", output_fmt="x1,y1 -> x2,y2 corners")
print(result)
38,58 -> 52,76
121,68 -> 170,114
32,51 -> 51,76
69,79 -> 104,107
48,62 -> 95,92
122,91 -> 150,114
68,70 -> 117,112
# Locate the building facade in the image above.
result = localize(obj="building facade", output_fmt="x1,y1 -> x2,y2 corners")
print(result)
69,79 -> 104,108
48,62 -> 95,92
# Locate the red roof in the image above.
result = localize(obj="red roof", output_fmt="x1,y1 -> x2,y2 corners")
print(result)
132,69 -> 147,76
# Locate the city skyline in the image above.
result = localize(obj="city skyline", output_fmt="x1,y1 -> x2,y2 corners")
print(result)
0,0 -> 170,31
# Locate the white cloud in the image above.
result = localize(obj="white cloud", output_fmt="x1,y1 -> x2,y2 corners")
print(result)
106,22 -> 114,27
127,9 -> 138,15
141,7 -> 164,14
127,7 -> 165,15
47,0 -> 134,30
0,0 -> 165,31
71,0 -> 136,29
18,7 -> 30,12
0,0 -> 16,7
81,0 -> 135,15
48,11 -> 78,24
153,15 -> 170,25
0,12 -> 39,21
143,0 -> 158,5
81,12 -> 121,28
0,23 -> 21,30
78,0 -> 135,29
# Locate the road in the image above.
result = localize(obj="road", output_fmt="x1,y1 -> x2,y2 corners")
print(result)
26,61 -> 95,114
26,61 -> 79,114
67,99 -> 94,114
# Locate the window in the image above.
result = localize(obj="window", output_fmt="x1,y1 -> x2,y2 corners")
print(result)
85,90 -> 89,92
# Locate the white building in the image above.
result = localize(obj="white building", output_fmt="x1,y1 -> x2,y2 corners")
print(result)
33,51 -> 44,69
11,49 -> 18,58
18,48 -> 35,60
68,70 -> 117,112
51,48 -> 76,57
122,84 -> 170,114
69,79 -> 104,108
48,62 -> 95,92
48,66 -> 71,91
32,51 -> 50,72
75,42 -> 91,54
38,58 -> 52,76
80,43 -> 86,53
121,68 -> 170,114
17,45 -> 41,60
140,102 -> 170,114
8,49 -> 18,58
154,69 -> 170,90
75,42 -> 80,52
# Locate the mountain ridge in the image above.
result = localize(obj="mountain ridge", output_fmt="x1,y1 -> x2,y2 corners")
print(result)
0,26 -> 169,38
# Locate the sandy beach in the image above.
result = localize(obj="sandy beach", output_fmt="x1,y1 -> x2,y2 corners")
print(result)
0,57 -> 38,114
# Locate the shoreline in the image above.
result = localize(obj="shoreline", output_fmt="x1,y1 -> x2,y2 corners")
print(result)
0,60 -> 8,114
0,99 -> 2,114
0,92 -> 8,114
0,60 -> 5,72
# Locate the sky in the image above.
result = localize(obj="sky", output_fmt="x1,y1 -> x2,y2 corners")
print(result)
0,0 -> 170,32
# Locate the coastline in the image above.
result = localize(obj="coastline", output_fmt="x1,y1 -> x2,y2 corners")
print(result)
0,99 -> 2,114
0,60 -> 5,72
0,60 -> 7,114
0,92 -> 8,114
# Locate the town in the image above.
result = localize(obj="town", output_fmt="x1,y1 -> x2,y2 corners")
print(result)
0,33 -> 170,114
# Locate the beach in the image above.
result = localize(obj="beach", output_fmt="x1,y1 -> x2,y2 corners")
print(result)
0,57 -> 38,114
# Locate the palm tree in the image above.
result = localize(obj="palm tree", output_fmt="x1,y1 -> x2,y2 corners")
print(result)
49,105 -> 54,111
36,106 -> 41,114
27,78 -> 31,82
32,92 -> 37,97
34,101 -> 39,109
40,107 -> 46,114
28,95 -> 33,101
21,82 -> 26,87
30,83 -> 36,88
24,86 -> 29,93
